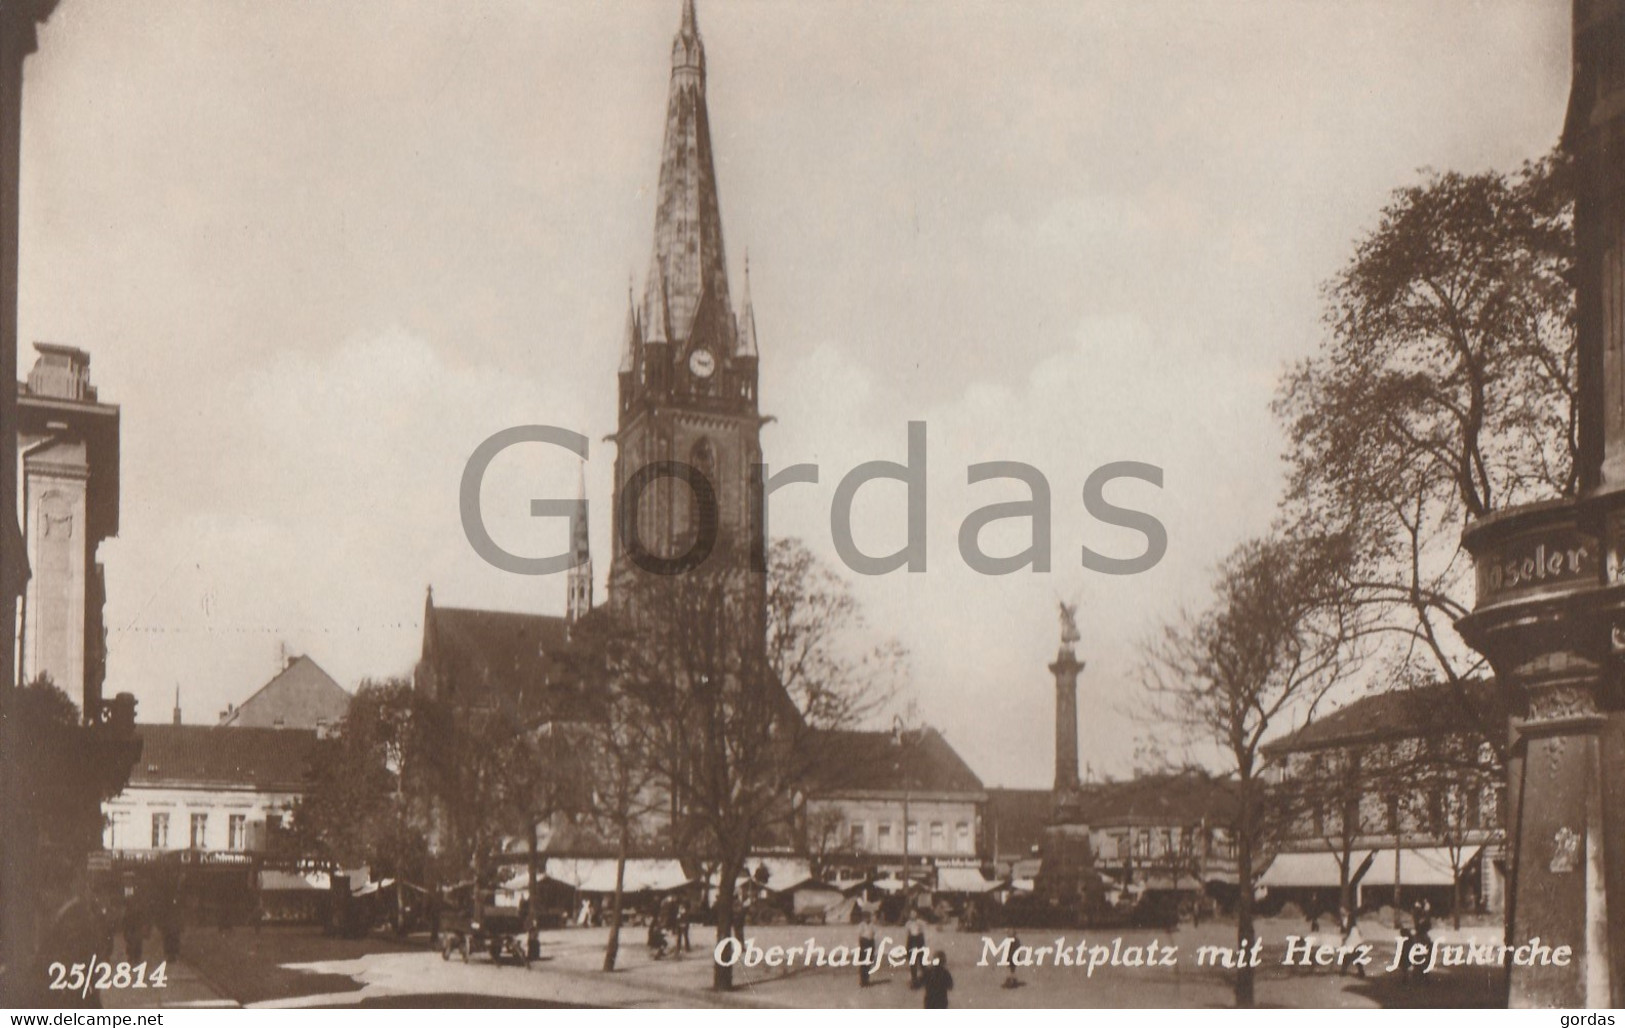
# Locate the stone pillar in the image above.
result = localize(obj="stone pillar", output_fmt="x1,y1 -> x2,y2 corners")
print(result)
1456,0 -> 1625,1007
1457,502 -> 1619,1006
1052,646 -> 1083,796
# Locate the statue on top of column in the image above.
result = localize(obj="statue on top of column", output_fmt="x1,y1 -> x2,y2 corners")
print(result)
1058,600 -> 1081,651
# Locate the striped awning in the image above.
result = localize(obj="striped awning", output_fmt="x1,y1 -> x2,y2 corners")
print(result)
1262,846 -> 1480,889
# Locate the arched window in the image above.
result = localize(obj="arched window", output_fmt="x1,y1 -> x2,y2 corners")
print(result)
689,437 -> 719,543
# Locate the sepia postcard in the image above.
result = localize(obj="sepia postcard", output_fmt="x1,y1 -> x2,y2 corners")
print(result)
2,0 -> 1621,1014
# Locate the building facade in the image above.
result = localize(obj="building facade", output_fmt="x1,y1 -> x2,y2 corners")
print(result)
804,727 -> 988,882
1071,772 -> 1239,895
986,773 -> 1238,899
101,658 -> 347,856
102,724 -> 316,856
1260,681 -> 1506,917
15,343 -> 118,713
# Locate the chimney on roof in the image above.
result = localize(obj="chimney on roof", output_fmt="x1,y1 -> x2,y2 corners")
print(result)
25,343 -> 95,401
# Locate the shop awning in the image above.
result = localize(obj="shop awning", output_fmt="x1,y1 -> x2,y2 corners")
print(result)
1259,851 -> 1349,888
935,867 -> 999,893
1262,846 -> 1481,889
539,858 -> 691,894
747,857 -> 812,889
258,869 -> 320,892
1359,846 -> 1481,888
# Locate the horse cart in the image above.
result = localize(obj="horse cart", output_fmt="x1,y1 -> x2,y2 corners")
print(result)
440,895 -> 530,968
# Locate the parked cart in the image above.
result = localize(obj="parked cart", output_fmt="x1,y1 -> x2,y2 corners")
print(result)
440,893 -> 530,968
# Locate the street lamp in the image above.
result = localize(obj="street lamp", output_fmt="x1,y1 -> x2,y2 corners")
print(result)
892,715 -> 913,901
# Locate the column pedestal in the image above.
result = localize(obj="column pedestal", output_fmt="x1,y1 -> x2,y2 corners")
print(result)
1051,647 -> 1083,819
1458,498 -> 1625,1007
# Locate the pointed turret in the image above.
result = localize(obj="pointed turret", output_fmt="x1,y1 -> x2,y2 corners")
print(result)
567,465 -> 593,623
737,253 -> 759,359
672,0 -> 704,82
644,260 -> 671,344
618,283 -> 642,374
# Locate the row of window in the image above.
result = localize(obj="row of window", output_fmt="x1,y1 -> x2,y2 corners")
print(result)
1303,783 -> 1494,840
847,819 -> 974,855
105,811 -> 250,852
1095,827 -> 1235,863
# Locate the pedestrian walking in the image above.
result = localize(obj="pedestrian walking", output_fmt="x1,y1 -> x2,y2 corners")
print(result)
120,896 -> 148,965
1001,929 -> 1022,989
857,913 -> 877,987
905,911 -> 928,987
921,954 -> 954,1009
675,900 -> 691,953
1339,907 -> 1365,978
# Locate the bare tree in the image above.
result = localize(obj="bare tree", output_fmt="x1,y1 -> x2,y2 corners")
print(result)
1273,747 -> 1380,919
555,614 -> 663,973
764,537 -> 903,728
1396,733 -> 1503,929
1141,533 -> 1363,1007
805,806 -> 849,881
605,537 -> 899,990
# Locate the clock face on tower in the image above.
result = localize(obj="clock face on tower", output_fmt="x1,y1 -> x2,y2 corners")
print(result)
688,348 -> 716,379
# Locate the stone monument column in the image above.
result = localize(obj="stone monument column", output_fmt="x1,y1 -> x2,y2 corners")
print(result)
1052,602 -> 1084,811
1457,0 -> 1625,1008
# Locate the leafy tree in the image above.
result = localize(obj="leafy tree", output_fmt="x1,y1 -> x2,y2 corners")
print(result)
4,675 -> 137,861
0,675 -> 139,1006
1274,152 -> 1575,752
296,678 -> 439,904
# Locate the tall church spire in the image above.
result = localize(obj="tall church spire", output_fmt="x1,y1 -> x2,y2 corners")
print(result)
646,0 -> 729,347
611,0 -> 765,611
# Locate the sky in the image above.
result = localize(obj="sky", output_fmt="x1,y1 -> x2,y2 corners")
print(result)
15,0 -> 1571,787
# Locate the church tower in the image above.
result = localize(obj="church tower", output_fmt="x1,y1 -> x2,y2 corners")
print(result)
610,0 -> 765,622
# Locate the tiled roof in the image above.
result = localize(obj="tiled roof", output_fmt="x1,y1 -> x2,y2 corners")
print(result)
1071,771 -> 1237,827
128,725 -> 317,792
419,601 -> 581,718
807,727 -> 985,796
1261,680 -> 1503,757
